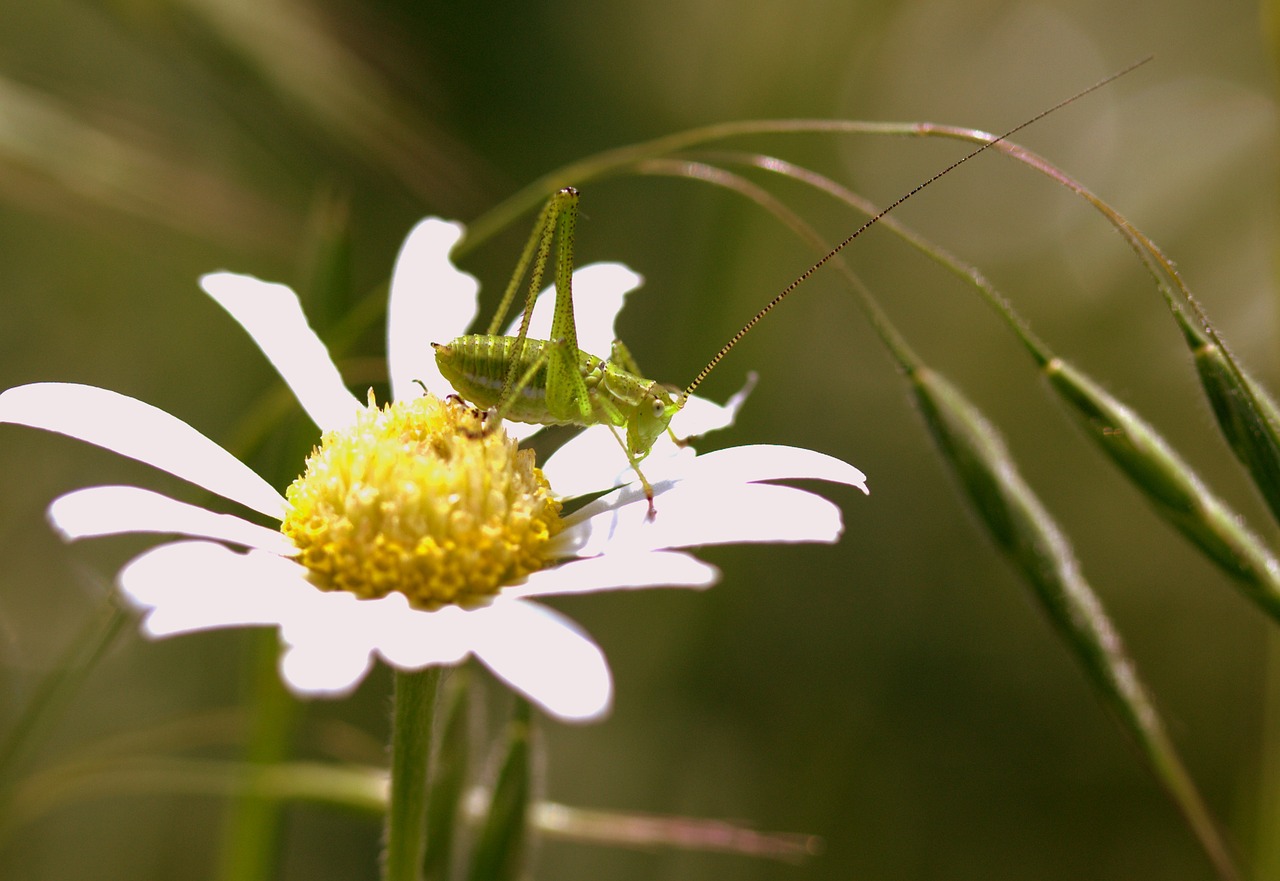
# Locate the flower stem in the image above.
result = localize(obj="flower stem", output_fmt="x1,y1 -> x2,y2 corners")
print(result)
383,667 -> 442,881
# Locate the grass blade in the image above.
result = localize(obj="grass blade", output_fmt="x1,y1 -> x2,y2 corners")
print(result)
1171,310 -> 1280,526
1042,356 -> 1280,619
465,703 -> 531,881
423,672 -> 472,881
911,365 -> 1239,881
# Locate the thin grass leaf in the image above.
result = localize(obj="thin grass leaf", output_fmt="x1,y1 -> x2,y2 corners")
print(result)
1,749 -> 819,863
875,118 -> 1280,535
423,672 -> 472,881
910,365 -> 1239,881
0,594 -> 127,790
868,116 -> 1280,530
384,668 -> 441,881
0,757 -> 388,841
140,0 -> 485,209
0,73 -> 293,249
455,73 -> 1142,257
215,632 -> 301,881
465,704 -> 531,881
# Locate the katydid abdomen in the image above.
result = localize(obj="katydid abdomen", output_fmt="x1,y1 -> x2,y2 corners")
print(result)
434,334 -> 608,426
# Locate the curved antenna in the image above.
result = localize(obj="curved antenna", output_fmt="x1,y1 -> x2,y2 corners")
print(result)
682,56 -> 1152,401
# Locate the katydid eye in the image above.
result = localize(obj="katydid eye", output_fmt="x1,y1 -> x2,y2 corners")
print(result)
651,398 -> 665,418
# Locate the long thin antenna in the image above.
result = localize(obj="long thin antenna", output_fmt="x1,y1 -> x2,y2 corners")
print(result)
682,56 -> 1153,399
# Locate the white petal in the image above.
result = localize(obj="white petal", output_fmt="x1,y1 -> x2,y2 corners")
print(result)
541,425 -> 643,498
0,383 -> 287,520
200,272 -> 362,432
281,589 -> 471,671
376,601 -> 479,668
503,263 -> 643,359
116,540 -> 621,712
470,600 -> 612,723
280,639 -> 373,697
49,485 -> 297,555
505,550 -> 718,598
387,219 -> 480,402
670,374 -> 757,438
119,541 -> 387,698
118,540 -> 313,636
683,444 -> 868,493
574,263 -> 644,356
271,588 -> 380,696
557,481 -> 844,556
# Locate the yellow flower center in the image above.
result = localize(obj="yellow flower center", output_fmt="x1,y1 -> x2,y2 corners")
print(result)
280,391 -> 562,610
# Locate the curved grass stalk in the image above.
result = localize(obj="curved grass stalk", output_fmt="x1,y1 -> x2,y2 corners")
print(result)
890,131 -> 1280,528
0,757 -> 389,837
0,753 -> 817,863
455,117 -> 1117,258
694,149 -> 1280,622
625,156 -> 1239,881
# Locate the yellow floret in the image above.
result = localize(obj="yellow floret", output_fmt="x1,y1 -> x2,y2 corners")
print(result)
281,391 -> 561,610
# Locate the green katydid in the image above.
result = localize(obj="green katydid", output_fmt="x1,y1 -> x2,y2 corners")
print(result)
433,60 -> 1148,517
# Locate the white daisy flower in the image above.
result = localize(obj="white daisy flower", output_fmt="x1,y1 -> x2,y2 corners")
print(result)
0,218 -> 868,723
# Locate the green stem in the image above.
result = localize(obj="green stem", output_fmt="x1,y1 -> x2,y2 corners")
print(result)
383,667 -> 442,881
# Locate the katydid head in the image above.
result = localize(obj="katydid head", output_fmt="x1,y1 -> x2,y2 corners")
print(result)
626,382 -> 683,463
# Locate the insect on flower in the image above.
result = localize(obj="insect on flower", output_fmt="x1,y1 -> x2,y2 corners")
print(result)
0,219 -> 871,721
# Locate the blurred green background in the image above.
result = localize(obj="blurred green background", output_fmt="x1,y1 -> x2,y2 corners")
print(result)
1,0 -> 1277,879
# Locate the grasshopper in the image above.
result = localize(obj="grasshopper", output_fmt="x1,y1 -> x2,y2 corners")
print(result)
433,61 -> 1148,517
433,186 -> 682,516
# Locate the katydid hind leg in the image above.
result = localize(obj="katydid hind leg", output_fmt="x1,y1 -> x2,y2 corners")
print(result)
610,338 -> 646,376
485,194 -> 554,337
480,188 -> 593,427
498,188 -> 580,409
543,188 -> 594,424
